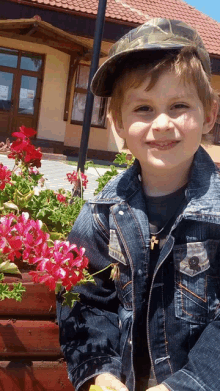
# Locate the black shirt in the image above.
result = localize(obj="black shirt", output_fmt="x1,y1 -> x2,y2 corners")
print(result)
135,184 -> 187,390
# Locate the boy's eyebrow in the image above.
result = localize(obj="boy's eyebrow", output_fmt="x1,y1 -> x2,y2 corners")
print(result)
126,92 -> 195,103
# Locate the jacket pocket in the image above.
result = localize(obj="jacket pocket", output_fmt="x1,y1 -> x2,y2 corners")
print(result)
173,240 -> 220,324
109,229 -> 133,310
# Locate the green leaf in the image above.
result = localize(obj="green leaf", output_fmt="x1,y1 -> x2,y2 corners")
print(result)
62,291 -> 80,308
0,282 -> 26,301
113,152 -> 128,166
0,261 -> 21,275
113,152 -> 135,167
94,166 -> 119,195
3,201 -> 19,211
84,160 -> 94,170
55,282 -> 63,295
77,269 -> 96,285
49,232 -> 64,241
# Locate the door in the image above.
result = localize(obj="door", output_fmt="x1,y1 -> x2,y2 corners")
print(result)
0,69 -> 14,135
0,47 -> 43,138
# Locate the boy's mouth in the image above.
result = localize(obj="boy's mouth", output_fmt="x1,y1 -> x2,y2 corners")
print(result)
146,140 -> 180,150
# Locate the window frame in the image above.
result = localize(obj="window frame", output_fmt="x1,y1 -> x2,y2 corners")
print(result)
0,46 -> 45,135
70,63 -> 108,129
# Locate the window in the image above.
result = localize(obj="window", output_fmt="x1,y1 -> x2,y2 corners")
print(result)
0,47 -> 44,135
0,48 -> 18,68
71,64 -> 107,128
20,53 -> 43,72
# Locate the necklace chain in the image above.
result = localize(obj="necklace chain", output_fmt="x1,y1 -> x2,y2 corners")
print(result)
149,212 -> 177,250
147,185 -> 187,250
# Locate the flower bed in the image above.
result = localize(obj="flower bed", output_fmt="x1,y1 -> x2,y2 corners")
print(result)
0,127 -> 132,389
0,127 -> 91,390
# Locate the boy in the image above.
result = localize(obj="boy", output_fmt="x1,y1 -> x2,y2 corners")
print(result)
57,18 -> 220,391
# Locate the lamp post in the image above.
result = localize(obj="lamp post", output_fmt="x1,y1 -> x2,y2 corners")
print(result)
77,0 -> 107,173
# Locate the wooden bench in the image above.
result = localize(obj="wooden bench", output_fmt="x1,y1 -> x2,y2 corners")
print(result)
0,273 -> 74,390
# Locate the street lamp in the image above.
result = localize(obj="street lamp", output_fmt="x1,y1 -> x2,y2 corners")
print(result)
77,0 -> 108,174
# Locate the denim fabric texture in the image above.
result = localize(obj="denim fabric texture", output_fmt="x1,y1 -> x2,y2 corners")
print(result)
56,146 -> 220,391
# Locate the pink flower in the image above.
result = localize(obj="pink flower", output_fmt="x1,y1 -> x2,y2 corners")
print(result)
66,171 -> 77,184
28,167 -> 39,175
0,212 -> 90,295
30,241 -> 88,291
0,214 -> 22,261
66,170 -> 88,189
0,163 -> 12,190
0,213 -> 49,263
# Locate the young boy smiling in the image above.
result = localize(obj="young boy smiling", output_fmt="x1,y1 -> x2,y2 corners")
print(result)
57,19 -> 220,391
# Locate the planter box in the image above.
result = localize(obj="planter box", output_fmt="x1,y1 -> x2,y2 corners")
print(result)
0,360 -> 72,390
0,273 -> 74,390
1,274 -> 56,317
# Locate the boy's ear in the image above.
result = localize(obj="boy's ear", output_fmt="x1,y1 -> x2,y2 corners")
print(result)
114,117 -> 126,139
202,100 -> 219,134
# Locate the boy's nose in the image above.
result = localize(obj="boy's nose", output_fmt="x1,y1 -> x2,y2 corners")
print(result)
152,113 -> 173,132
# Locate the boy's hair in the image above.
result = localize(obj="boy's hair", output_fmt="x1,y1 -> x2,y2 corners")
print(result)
108,48 -> 219,133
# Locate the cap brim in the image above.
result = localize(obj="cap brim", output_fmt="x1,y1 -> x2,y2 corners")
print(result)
91,44 -> 184,97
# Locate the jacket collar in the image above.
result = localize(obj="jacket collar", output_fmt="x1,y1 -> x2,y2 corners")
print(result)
93,146 -> 220,224
92,159 -> 142,204
183,146 -> 220,224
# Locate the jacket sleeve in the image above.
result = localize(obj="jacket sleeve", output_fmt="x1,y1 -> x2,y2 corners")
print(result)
56,201 -> 122,390
162,307 -> 220,391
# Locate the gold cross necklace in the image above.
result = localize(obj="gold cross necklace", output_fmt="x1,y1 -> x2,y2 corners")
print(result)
149,217 -> 174,251
149,221 -> 166,250
149,208 -> 180,250
150,235 -> 159,250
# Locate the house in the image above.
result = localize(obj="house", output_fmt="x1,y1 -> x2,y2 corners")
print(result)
0,2 -> 220,389
0,0 -> 220,161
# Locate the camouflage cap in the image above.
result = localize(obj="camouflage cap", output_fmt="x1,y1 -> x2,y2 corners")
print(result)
91,18 -> 211,97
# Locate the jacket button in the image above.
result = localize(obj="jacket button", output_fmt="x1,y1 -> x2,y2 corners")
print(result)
119,211 -> 124,215
138,269 -> 143,276
188,256 -> 201,271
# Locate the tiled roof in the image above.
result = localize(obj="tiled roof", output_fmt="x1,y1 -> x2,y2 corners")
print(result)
16,0 -> 220,56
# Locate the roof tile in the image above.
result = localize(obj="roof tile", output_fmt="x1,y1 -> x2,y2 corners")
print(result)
20,0 -> 220,56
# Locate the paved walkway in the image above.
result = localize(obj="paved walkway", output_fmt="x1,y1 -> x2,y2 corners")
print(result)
202,143 -> 220,163
0,154 -> 115,200
1,144 -> 218,201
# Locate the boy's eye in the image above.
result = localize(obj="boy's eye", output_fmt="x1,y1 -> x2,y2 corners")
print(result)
135,105 -> 152,113
171,103 -> 189,110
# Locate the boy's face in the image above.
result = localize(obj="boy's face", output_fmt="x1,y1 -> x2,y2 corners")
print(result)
115,70 -> 217,176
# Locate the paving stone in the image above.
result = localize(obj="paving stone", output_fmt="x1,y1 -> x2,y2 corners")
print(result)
0,154 -> 120,201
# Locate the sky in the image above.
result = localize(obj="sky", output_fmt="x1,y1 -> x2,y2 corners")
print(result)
185,0 -> 220,23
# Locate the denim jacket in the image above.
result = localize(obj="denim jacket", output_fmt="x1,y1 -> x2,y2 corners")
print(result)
57,146 -> 220,391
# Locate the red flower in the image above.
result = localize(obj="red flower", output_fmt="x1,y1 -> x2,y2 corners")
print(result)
0,163 -> 12,190
8,125 -> 42,168
23,143 -> 42,168
56,194 -> 66,203
12,125 -> 37,139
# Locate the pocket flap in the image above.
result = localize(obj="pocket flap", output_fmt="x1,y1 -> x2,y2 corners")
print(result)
109,229 -> 127,265
173,241 -> 210,277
